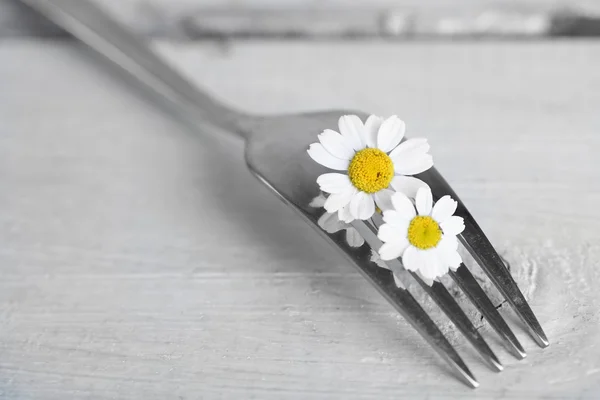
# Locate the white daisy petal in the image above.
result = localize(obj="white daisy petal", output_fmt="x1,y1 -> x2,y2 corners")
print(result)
418,274 -> 435,286
382,210 -> 412,231
390,192 -> 417,219
401,245 -> 421,272
373,189 -> 395,212
324,187 -> 356,213
438,243 -> 462,270
377,115 -> 406,153
379,242 -> 407,261
420,250 -> 445,281
309,193 -> 326,208
440,234 -> 459,251
318,129 -> 355,160
338,204 -> 354,223
364,115 -> 384,148
370,249 -> 390,270
388,138 -> 430,160
391,176 -> 429,199
415,187 -> 433,216
318,212 -> 343,234
345,228 -> 365,247
441,216 -> 465,236
448,254 -> 462,271
349,191 -> 375,220
338,115 -> 366,151
378,224 -> 408,246
316,173 -> 352,194
307,143 -> 349,171
393,153 -> 434,175
431,195 -> 458,223
433,248 -> 452,276
435,264 -> 450,280
393,273 -> 404,288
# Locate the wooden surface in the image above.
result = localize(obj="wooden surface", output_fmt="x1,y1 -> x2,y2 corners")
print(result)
1,40 -> 600,399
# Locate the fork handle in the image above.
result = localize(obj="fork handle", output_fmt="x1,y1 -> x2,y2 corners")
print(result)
20,0 -> 253,138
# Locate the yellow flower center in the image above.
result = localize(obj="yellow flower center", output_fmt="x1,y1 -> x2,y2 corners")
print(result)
407,216 -> 442,250
347,148 -> 394,194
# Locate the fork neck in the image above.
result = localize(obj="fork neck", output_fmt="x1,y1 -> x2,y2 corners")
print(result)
150,79 -> 257,141
22,0 -> 256,141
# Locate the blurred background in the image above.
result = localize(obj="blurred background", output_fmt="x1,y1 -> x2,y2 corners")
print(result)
2,0 -> 600,39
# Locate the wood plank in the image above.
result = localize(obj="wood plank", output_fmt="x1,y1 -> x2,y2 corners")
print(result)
0,40 -> 599,398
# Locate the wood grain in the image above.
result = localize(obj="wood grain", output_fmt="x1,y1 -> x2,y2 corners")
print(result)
1,40 -> 599,399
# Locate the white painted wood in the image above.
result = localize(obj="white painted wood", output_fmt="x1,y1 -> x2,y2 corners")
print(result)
1,40 -> 599,398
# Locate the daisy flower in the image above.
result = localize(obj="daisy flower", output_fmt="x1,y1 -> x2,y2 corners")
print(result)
377,187 -> 465,282
307,115 -> 433,222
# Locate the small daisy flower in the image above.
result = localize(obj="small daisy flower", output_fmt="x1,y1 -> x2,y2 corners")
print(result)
307,115 -> 433,222
310,193 -> 365,247
377,187 -> 465,282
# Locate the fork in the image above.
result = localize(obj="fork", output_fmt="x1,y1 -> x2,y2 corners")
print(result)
19,0 -> 549,388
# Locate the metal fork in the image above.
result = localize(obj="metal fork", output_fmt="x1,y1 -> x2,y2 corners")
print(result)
20,0 -> 549,388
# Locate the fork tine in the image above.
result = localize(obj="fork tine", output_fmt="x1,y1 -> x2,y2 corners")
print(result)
348,218 -> 479,388
308,215 -> 479,388
381,272 -> 480,388
424,168 -> 549,348
449,265 -> 527,359
459,220 -> 549,348
411,273 -> 503,372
